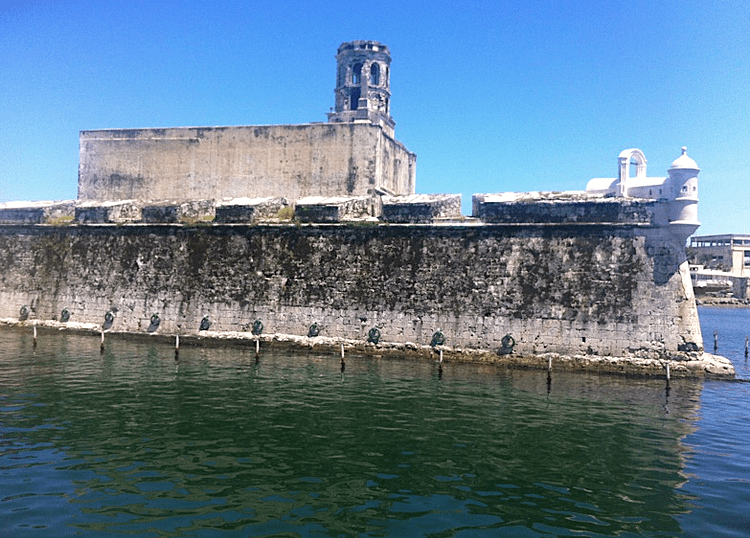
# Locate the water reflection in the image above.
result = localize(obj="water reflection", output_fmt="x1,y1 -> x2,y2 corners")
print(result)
1,328 -> 703,536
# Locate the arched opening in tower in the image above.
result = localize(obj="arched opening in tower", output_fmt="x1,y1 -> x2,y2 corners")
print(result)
350,87 -> 361,110
370,63 -> 380,85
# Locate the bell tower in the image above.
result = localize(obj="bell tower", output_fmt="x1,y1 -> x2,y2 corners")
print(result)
327,40 -> 395,137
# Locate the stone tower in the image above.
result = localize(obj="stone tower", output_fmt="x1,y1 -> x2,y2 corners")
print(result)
327,40 -> 395,137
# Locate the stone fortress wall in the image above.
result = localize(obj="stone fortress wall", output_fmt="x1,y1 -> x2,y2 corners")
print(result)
0,180 -> 705,362
0,208 -> 701,360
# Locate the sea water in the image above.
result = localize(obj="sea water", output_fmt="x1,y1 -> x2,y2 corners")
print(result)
1,307 -> 748,537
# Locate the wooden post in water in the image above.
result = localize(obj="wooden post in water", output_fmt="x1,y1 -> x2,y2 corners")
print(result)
33,323 -> 37,348
745,336 -> 748,358
340,343 -> 345,370
100,329 -> 105,353
666,361 -> 671,382
547,356 -> 554,394
256,339 -> 260,358
714,330 -> 718,352
175,334 -> 180,359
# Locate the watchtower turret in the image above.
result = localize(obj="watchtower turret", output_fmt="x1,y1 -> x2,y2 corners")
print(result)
667,146 -> 700,241
327,40 -> 395,137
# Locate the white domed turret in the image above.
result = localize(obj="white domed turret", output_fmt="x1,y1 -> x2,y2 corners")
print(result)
670,146 -> 700,171
667,147 -> 700,241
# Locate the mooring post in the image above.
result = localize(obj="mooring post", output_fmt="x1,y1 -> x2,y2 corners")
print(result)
714,330 -> 718,352
256,338 -> 260,358
745,336 -> 748,358
666,361 -> 671,382
175,334 -> 180,359
100,329 -> 105,353
546,356 -> 552,393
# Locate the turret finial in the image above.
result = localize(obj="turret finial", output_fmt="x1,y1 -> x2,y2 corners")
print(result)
681,146 -> 687,155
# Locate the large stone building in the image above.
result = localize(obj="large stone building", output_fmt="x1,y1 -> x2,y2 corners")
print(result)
77,40 -> 416,204
0,41 -> 731,377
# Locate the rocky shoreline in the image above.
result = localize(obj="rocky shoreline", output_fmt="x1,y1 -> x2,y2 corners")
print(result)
2,318 -> 735,380
696,296 -> 750,307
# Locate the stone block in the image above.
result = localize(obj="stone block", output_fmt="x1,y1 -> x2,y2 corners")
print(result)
472,192 -> 656,224
381,194 -> 461,223
75,200 -> 142,223
0,200 -> 75,224
142,200 -> 216,223
295,196 -> 379,223
215,197 -> 289,223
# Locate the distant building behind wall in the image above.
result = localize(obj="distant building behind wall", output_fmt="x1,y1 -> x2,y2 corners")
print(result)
687,234 -> 750,299
688,234 -> 750,277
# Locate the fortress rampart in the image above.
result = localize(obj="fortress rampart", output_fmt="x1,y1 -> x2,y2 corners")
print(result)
0,204 -> 700,359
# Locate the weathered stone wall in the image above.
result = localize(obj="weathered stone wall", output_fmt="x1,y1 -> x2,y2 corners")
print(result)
295,196 -> 379,222
382,194 -> 461,223
141,200 -> 216,223
78,123 -> 416,203
215,198 -> 289,223
0,201 -> 75,224
0,221 -> 702,358
472,194 -> 667,225
75,200 -> 143,223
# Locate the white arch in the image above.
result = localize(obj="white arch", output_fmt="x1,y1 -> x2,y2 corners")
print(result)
617,148 -> 647,197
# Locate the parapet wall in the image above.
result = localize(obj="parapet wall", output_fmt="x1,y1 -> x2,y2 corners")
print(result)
78,123 -> 416,202
0,220 -> 702,359
471,192 -> 676,226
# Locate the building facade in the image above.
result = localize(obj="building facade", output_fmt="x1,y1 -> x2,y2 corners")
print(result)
688,234 -> 750,276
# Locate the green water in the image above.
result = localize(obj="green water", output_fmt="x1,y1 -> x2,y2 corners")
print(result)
1,324 -> 748,537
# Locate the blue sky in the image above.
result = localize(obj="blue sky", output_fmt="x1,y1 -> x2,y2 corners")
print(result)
1,0 -> 748,236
